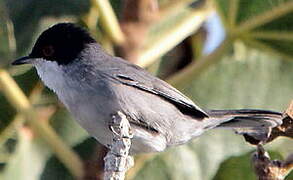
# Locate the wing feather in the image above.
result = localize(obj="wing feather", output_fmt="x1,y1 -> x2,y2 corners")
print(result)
99,57 -> 209,119
113,73 -> 208,119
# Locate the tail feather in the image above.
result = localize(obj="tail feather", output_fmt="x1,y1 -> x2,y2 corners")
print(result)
208,109 -> 283,142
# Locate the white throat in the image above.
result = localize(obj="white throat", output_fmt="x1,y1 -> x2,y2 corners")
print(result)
33,59 -> 66,93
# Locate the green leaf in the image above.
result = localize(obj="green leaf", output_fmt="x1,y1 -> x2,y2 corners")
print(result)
236,0 -> 291,25
50,109 -> 89,146
214,0 -> 293,60
213,151 -> 284,180
257,39 -> 293,58
133,154 -> 171,180
41,138 -> 97,180
255,12 -> 293,32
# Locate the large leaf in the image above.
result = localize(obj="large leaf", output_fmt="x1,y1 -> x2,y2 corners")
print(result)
213,151 -> 284,180
41,138 -> 97,180
49,109 -> 88,146
214,0 -> 293,60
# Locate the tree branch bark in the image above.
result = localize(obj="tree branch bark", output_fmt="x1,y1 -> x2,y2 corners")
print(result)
103,111 -> 134,180
252,145 -> 293,180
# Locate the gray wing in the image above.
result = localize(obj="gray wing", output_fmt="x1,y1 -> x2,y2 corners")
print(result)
101,57 -> 209,119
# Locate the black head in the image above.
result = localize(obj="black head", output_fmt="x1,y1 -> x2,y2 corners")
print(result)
12,23 -> 96,65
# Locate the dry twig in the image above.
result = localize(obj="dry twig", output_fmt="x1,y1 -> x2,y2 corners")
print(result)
252,145 -> 293,180
252,101 -> 293,180
104,111 -> 134,180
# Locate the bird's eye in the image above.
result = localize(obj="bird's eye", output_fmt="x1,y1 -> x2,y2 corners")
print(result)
42,46 -> 54,57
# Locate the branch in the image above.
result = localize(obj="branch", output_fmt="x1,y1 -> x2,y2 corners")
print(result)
267,100 -> 293,141
252,145 -> 293,180
104,111 -> 134,180
93,0 -> 125,45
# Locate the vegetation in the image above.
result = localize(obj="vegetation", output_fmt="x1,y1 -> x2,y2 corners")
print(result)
0,0 -> 292,179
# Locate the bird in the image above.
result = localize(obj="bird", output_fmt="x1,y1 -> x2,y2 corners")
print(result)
12,23 -> 283,154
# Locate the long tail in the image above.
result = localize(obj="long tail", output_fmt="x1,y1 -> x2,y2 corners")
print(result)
208,109 -> 283,143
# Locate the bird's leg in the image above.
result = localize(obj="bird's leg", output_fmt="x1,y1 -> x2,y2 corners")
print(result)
104,111 -> 134,180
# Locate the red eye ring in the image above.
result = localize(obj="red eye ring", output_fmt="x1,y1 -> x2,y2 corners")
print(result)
42,46 -> 54,57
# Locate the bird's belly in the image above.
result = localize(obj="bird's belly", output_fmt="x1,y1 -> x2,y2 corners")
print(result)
72,106 -> 168,153
66,97 -> 117,146
63,94 -> 168,153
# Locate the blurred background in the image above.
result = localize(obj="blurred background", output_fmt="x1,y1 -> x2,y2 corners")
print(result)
0,0 -> 292,179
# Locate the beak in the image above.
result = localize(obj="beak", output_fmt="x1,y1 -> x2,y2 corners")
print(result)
11,56 -> 32,65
